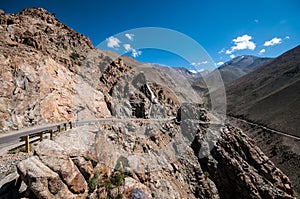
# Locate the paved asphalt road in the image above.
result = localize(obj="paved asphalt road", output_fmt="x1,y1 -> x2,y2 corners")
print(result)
0,124 -> 61,150
2,116 -> 297,152
0,118 -> 175,151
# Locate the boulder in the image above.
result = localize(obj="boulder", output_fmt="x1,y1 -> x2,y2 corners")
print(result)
17,156 -> 77,199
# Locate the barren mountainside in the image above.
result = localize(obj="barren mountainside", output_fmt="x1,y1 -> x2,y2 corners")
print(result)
226,45 -> 300,137
0,8 -> 297,199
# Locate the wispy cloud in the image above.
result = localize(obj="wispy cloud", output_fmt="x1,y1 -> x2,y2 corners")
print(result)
218,48 -> 225,54
259,49 -> 266,55
125,33 -> 135,41
226,34 -> 256,54
264,37 -> 282,46
123,44 -> 142,57
279,20 -> 287,24
230,54 -> 235,59
106,36 -> 121,48
254,19 -> 259,23
285,36 -> 290,40
190,61 -> 209,67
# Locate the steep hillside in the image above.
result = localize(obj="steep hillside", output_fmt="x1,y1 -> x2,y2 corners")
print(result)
0,8 -> 115,131
226,45 -> 300,137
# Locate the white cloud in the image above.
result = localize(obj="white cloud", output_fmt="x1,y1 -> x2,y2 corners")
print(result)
132,49 -> 142,57
264,37 -> 282,46
123,44 -> 131,52
226,34 -> 256,54
285,36 -> 290,40
123,44 -> 142,58
218,48 -> 225,54
190,61 -> 209,67
216,62 -> 224,66
259,49 -> 266,55
230,54 -> 235,59
106,36 -> 121,48
125,33 -> 135,41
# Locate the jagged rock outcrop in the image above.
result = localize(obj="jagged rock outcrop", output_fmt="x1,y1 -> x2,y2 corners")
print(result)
100,61 -> 183,119
0,8 -> 112,131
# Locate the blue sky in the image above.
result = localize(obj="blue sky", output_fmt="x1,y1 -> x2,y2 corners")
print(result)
1,0 -> 299,71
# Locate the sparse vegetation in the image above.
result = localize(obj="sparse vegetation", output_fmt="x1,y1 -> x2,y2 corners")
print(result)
204,171 -> 210,178
69,52 -> 80,60
69,52 -> 84,65
110,172 -> 126,187
101,171 -> 127,198
88,172 -> 100,192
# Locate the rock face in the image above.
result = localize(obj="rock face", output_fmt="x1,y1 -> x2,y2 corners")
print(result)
0,8 -> 113,131
99,61 -> 183,119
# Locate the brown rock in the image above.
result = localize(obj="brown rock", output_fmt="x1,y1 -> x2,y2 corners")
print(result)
34,140 -> 88,195
72,156 -> 94,180
17,156 -> 76,199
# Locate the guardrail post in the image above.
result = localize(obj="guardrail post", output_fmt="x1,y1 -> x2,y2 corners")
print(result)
39,132 -> 43,141
25,135 -> 30,153
49,129 -> 53,140
58,125 -> 61,132
64,123 -> 67,131
69,121 -> 72,129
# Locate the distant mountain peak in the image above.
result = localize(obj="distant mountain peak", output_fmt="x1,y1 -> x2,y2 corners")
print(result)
215,55 -> 273,84
220,55 -> 270,69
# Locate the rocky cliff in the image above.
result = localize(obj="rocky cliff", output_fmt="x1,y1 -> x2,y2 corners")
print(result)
0,8 -> 113,131
0,8 -> 296,199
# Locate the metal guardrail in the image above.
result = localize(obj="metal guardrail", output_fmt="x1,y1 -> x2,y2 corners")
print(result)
10,122 -> 72,153
7,118 -> 176,154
